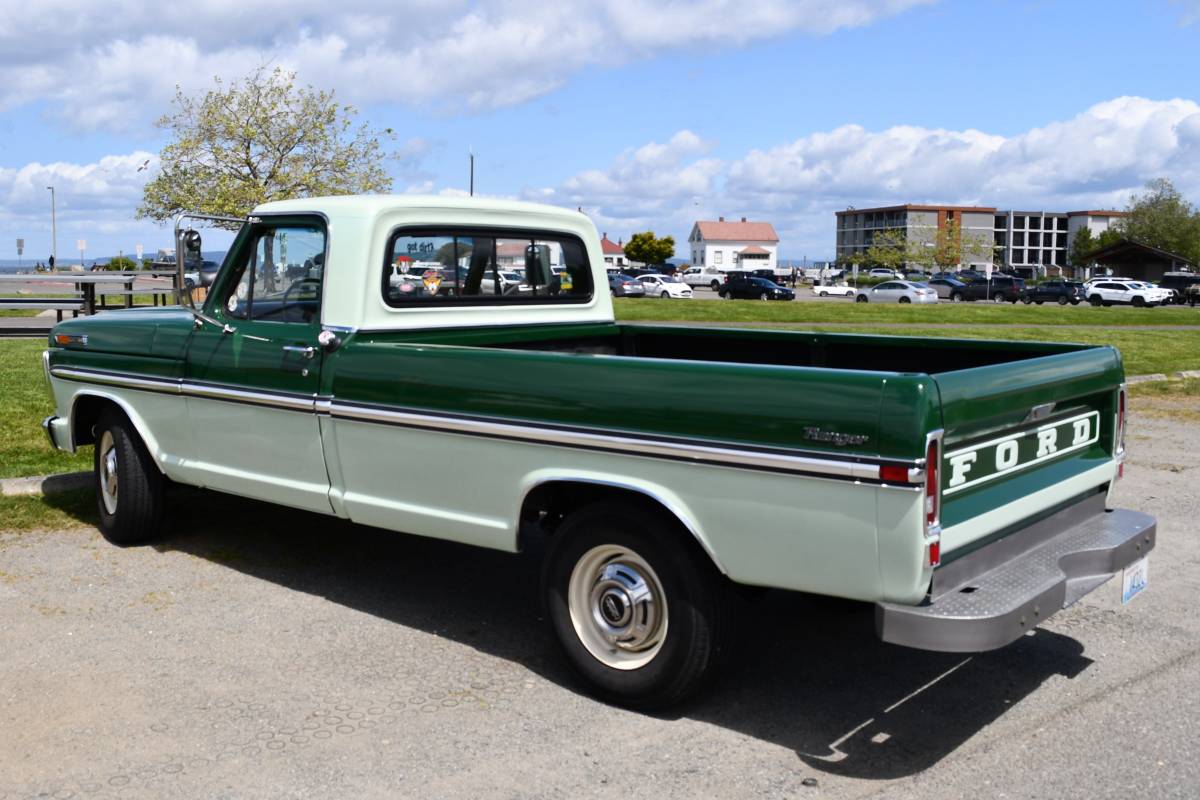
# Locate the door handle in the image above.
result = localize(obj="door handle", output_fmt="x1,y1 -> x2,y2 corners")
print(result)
282,345 -> 316,360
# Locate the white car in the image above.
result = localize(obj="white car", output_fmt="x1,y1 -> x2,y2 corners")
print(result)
812,283 -> 856,298
480,270 -> 530,295
854,280 -> 939,304
1084,280 -> 1161,307
1133,282 -> 1173,304
638,273 -> 693,298
868,268 -> 900,279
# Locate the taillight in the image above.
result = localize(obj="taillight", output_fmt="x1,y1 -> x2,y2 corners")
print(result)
924,431 -> 943,566
1116,384 -> 1126,456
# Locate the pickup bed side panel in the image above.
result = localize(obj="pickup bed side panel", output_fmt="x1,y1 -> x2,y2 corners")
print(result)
327,337 -> 910,598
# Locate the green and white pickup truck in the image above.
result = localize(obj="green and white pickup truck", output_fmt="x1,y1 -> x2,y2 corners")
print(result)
42,196 -> 1155,707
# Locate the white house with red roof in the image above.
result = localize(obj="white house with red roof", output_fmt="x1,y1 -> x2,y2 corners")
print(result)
688,217 -> 780,272
599,233 -> 630,270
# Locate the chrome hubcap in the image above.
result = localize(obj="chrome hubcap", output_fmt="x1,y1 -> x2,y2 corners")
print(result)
568,544 -> 668,670
98,431 -> 118,515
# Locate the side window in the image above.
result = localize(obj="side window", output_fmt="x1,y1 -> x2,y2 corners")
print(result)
223,224 -> 325,324
382,228 -> 593,307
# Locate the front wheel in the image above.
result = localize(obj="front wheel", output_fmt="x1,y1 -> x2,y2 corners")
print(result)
819,291 -> 829,297
710,281 -> 721,291
661,291 -> 671,299
94,407 -> 165,545
855,295 -> 868,303
1089,295 -> 1103,306
950,292 -> 963,303
1132,295 -> 1146,307
759,292 -> 769,301
543,504 -> 732,709
1021,296 -> 1032,304
993,294 -> 1006,304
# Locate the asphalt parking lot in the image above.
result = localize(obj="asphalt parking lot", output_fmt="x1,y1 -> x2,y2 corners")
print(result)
2,404 -> 1198,799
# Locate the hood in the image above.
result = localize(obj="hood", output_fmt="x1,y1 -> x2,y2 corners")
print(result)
50,306 -> 195,360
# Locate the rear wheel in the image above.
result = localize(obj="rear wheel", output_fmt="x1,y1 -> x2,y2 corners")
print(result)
710,280 -> 721,291
543,503 -> 732,709
898,296 -> 911,304
93,407 -> 165,546
660,291 -> 670,299
818,291 -> 829,297
1021,296 -> 1033,304
993,294 -> 1006,304
1057,296 -> 1069,305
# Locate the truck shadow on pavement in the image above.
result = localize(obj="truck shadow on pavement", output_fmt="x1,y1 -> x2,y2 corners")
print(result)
124,487 -> 1094,781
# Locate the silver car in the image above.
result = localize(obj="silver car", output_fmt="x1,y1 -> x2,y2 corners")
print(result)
854,280 -> 939,304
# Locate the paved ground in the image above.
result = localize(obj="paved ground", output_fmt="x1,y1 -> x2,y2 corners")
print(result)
1,403 -> 1198,799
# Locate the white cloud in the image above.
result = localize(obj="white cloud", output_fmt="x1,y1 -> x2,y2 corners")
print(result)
0,0 -> 934,132
534,97 -> 1200,258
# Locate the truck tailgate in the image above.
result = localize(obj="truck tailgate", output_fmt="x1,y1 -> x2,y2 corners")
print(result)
933,345 -> 1123,557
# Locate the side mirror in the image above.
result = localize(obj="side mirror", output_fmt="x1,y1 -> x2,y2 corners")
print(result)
183,229 -> 202,260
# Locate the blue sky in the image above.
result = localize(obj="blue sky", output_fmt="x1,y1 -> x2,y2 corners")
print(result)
2,0 -> 1199,263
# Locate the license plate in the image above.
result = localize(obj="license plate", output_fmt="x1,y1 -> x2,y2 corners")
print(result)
1122,557 -> 1149,604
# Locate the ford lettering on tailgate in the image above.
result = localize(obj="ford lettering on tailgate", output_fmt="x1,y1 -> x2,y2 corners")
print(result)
944,411 -> 1101,495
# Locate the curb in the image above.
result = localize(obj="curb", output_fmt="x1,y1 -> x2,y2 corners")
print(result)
0,471 -> 90,498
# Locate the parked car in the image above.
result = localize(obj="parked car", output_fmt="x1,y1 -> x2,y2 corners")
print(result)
41,194 -> 1154,708
480,270 -> 530,296
680,266 -> 728,290
854,280 -> 938,304
1019,279 -> 1084,306
638,273 -> 693,299
719,275 -> 795,301
960,275 -> 1025,303
812,283 -> 857,298
1159,272 -> 1200,303
1084,280 -> 1160,307
867,268 -> 899,279
927,277 -> 968,300
1133,282 -> 1174,305
608,273 -> 646,297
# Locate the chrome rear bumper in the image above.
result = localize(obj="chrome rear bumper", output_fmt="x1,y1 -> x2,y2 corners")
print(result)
876,492 -> 1155,652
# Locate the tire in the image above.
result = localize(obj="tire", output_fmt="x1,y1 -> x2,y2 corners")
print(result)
661,291 -> 670,299
898,296 -> 911,304
1021,296 -> 1032,304
1089,295 -> 1103,306
855,295 -> 868,303
992,295 -> 1006,304
759,292 -> 769,301
1132,295 -> 1146,307
950,292 -> 963,303
819,291 -> 829,297
710,281 -> 721,291
542,503 -> 732,709
93,406 -> 165,546
1057,296 -> 1069,306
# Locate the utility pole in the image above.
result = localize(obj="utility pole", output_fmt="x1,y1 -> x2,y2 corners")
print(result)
46,186 -> 57,268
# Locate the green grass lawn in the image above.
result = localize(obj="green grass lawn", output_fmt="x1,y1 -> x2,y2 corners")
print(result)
0,340 -> 91,478
614,297 -> 1200,326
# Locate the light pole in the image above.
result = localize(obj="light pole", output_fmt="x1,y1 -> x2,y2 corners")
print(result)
46,186 -> 56,269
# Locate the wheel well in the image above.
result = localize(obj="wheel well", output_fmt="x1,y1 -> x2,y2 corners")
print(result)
71,394 -> 121,447
518,480 -> 718,569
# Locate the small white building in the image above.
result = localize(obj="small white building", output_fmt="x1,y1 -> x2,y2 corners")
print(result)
688,217 -> 780,272
599,234 -> 628,270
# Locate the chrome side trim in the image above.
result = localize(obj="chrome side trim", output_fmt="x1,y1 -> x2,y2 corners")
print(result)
180,381 -> 316,412
50,366 -> 180,395
330,400 -> 901,484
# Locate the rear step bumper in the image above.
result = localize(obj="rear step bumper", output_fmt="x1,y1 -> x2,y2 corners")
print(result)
875,493 -> 1155,652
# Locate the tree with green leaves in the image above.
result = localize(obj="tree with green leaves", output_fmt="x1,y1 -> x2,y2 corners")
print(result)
1069,226 -> 1097,268
863,228 -> 909,270
1096,227 -> 1124,250
104,255 -> 138,272
623,231 -> 676,267
139,66 -> 395,222
1118,178 -> 1200,263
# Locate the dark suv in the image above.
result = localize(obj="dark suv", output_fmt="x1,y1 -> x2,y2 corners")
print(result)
1159,272 -> 1200,304
719,275 -> 795,301
1019,279 -> 1084,305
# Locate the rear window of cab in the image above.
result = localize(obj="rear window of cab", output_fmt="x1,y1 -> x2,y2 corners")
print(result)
382,227 -> 593,307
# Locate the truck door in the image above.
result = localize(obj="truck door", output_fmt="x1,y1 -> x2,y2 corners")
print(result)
183,218 -> 333,514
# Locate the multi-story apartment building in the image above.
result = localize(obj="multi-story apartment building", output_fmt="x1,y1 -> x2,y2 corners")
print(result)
835,204 -> 1126,274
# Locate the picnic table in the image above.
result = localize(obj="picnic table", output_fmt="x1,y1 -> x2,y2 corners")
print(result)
0,271 -> 183,317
